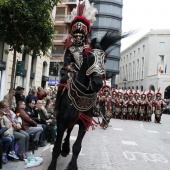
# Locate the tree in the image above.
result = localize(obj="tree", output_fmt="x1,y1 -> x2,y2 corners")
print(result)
0,0 -> 60,105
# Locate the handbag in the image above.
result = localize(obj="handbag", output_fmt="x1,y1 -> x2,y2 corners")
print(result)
13,123 -> 21,131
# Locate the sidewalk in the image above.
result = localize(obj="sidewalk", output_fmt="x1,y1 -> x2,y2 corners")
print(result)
2,114 -> 170,170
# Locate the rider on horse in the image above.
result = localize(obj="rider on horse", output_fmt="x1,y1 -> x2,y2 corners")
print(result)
55,1 -> 94,115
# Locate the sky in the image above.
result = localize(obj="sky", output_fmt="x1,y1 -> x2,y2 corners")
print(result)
121,0 -> 170,51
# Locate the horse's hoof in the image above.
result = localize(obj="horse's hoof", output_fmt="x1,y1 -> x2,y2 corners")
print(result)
47,165 -> 56,170
61,150 -> 70,157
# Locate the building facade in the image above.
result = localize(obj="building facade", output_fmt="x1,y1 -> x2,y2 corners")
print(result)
118,29 -> 170,98
49,0 -> 77,88
90,0 -> 123,87
0,42 -> 50,100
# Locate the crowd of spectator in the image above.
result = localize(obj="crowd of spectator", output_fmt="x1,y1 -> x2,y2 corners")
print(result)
0,86 -> 57,164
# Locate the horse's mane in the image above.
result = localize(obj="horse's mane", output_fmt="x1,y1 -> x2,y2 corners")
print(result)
90,31 -> 130,54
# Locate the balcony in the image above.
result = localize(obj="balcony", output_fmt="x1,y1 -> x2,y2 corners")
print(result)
63,0 -> 77,5
55,15 -> 73,23
53,34 -> 70,42
51,54 -> 64,57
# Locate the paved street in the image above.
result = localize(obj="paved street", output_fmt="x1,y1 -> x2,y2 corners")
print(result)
2,114 -> 170,170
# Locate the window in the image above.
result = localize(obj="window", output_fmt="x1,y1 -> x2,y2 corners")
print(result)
130,53 -> 132,59
159,55 -> 164,64
159,42 -> 165,49
141,57 -> 144,79
0,42 -> 4,61
56,7 -> 65,16
52,46 -> 64,54
143,45 -> 145,52
134,50 -> 136,57
138,48 -> 140,55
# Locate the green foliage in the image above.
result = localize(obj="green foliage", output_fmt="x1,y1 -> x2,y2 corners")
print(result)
0,0 -> 60,55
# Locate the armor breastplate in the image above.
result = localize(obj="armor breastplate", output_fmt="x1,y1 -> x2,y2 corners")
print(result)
69,46 -> 84,70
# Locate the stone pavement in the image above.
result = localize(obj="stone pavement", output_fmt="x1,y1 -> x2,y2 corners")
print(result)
2,114 -> 170,170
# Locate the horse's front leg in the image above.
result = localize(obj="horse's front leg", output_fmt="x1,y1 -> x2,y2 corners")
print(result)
67,123 -> 86,170
47,123 -> 66,170
61,126 -> 74,157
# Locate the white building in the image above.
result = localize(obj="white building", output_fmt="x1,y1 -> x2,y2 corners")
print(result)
117,29 -> 170,98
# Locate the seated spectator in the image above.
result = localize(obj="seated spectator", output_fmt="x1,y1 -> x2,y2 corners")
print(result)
37,87 -> 47,100
34,100 -> 48,146
15,86 -> 25,104
3,89 -> 16,112
25,99 -> 38,121
25,88 -> 38,106
0,100 -> 29,161
0,110 -> 13,164
37,99 -> 56,144
0,108 -> 19,163
16,101 -> 43,149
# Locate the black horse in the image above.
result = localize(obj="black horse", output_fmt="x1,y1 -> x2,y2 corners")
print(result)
47,31 -> 129,170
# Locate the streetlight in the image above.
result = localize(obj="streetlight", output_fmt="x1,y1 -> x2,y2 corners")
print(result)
123,78 -> 127,90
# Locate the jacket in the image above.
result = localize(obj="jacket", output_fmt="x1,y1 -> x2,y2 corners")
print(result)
1,114 -> 13,136
0,121 -> 8,143
16,108 -> 37,131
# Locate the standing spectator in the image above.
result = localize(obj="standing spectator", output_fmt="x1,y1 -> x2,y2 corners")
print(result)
4,89 -> 16,112
15,86 -> 25,104
37,87 -> 47,100
0,100 -> 29,161
16,101 -> 43,149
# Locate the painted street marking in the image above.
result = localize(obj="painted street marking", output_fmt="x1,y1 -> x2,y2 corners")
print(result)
113,128 -> 124,131
166,132 -> 170,134
147,130 -> 159,133
123,151 -> 168,163
121,141 -> 138,146
70,136 -> 77,141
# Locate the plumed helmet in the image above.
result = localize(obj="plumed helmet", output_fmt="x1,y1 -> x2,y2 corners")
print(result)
134,89 -> 140,96
147,89 -> 154,97
117,89 -> 123,96
128,88 -> 134,97
70,1 -> 97,37
101,85 -> 110,93
155,88 -> 162,97
141,90 -> 147,99
123,90 -> 129,97
112,88 -> 117,95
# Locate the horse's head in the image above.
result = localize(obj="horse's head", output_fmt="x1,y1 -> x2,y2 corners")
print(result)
85,48 -> 105,92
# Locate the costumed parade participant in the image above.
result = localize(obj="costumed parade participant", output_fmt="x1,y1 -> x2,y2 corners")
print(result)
146,89 -> 154,121
121,90 -> 128,120
55,1 -> 97,114
99,84 -> 112,129
48,1 -> 131,169
153,88 -> 165,123
138,90 -> 147,121
111,88 -> 117,118
127,89 -> 134,120
133,89 -> 140,120
114,89 -> 123,119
